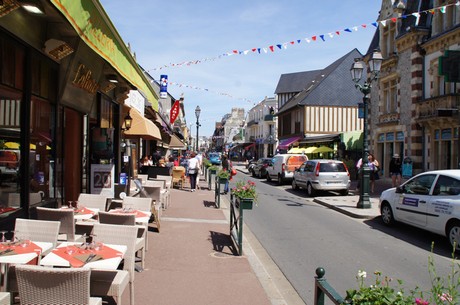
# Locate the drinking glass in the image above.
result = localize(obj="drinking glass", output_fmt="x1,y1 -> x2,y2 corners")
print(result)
65,245 -> 75,255
0,230 -> 7,249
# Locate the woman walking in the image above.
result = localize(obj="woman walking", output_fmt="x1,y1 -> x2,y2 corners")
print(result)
221,155 -> 230,194
187,152 -> 199,192
389,154 -> 402,187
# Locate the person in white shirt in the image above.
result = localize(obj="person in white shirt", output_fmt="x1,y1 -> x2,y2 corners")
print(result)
196,152 -> 203,174
187,152 -> 199,191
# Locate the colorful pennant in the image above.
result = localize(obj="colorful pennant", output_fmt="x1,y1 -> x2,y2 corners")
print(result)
147,1 -> 460,72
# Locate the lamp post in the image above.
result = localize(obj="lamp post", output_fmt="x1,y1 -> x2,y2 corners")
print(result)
350,50 -> 383,209
195,105 -> 201,152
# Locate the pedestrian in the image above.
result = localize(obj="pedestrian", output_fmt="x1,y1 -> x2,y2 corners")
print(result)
221,155 -> 230,194
187,152 -> 199,192
389,153 -> 402,187
368,153 -> 380,193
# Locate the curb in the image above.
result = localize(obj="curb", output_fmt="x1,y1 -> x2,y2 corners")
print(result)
312,198 -> 376,219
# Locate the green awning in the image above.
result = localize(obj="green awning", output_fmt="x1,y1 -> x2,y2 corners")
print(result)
50,0 -> 158,111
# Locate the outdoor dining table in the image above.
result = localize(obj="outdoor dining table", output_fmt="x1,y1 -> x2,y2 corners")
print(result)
107,208 -> 152,224
40,242 -> 126,270
61,206 -> 99,220
0,241 -> 53,291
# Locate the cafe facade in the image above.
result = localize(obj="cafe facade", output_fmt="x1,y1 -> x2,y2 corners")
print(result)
0,0 -> 159,227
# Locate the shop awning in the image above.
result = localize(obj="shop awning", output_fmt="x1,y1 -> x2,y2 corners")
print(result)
299,134 -> 341,144
277,136 -> 302,149
50,0 -> 158,111
169,134 -> 186,150
124,109 -> 161,140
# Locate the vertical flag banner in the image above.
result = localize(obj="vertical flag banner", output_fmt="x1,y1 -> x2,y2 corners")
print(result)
170,100 -> 180,124
160,75 -> 168,99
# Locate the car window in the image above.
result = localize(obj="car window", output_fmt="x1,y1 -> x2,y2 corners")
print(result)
432,175 -> 460,196
403,174 -> 436,195
299,163 -> 306,171
305,161 -> 315,172
319,162 -> 346,172
286,155 -> 308,172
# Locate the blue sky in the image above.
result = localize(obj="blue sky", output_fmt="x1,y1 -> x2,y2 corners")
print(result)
99,0 -> 382,136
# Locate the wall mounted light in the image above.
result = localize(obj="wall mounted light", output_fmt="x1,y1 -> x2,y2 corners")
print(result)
44,39 -> 74,61
0,0 -> 20,18
123,112 -> 133,131
20,1 -> 44,14
107,74 -> 119,83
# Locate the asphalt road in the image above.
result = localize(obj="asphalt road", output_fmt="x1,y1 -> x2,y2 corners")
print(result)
230,174 -> 457,305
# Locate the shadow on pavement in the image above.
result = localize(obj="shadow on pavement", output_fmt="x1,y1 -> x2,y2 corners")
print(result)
209,231 -> 238,256
203,200 -> 217,208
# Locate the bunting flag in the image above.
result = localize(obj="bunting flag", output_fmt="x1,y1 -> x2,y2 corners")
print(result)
146,1 -> 460,72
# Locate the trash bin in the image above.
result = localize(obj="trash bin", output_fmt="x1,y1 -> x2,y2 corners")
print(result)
402,157 -> 412,178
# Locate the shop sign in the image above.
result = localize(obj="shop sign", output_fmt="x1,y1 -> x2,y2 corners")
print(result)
72,64 -> 99,94
160,75 -> 168,99
170,100 -> 180,124
90,164 -> 114,197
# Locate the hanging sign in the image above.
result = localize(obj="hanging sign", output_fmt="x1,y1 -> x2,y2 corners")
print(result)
160,75 -> 168,99
170,100 -> 180,124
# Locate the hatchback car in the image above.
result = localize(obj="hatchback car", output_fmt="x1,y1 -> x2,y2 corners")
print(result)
292,159 -> 350,196
251,158 -> 273,178
208,153 -> 221,165
379,169 -> 460,251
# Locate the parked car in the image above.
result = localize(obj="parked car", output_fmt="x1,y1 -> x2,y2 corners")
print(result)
266,154 -> 308,185
0,150 -> 20,182
252,158 -> 273,178
208,153 -> 221,165
379,169 -> 460,251
291,159 -> 350,197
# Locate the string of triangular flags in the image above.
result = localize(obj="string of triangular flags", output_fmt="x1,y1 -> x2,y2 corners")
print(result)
165,80 -> 255,104
147,1 -> 460,72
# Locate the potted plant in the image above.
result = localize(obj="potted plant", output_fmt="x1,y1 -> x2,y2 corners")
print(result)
216,169 -> 230,183
231,180 -> 257,209
208,165 -> 218,174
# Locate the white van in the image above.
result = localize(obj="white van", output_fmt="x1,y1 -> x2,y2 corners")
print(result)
266,154 -> 308,185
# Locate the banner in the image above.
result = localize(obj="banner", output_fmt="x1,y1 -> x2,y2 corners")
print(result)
170,100 -> 180,124
160,75 -> 168,99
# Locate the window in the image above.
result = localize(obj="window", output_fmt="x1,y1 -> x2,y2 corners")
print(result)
381,23 -> 395,58
403,174 -> 436,195
383,79 -> 397,113
433,175 -> 460,196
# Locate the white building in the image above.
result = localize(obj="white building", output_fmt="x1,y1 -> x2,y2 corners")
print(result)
222,108 -> 245,147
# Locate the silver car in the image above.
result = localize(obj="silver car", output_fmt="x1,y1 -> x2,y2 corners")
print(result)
292,159 -> 351,197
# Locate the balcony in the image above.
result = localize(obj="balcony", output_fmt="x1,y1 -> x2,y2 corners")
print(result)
416,94 -> 460,122
378,112 -> 400,126
247,120 -> 258,127
264,114 -> 274,121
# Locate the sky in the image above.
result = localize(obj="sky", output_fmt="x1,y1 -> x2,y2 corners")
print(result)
99,0 -> 382,137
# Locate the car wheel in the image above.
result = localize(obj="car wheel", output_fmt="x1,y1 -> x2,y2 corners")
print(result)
292,179 -> 299,190
306,183 -> 315,197
339,189 -> 348,196
251,169 -> 256,177
277,175 -> 283,185
447,221 -> 460,252
266,173 -> 272,182
381,202 -> 394,226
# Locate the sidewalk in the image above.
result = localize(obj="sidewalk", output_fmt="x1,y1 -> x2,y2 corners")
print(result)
130,176 -> 285,305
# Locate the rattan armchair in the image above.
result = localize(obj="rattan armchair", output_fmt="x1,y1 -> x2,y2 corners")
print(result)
14,218 -> 60,255
78,193 -> 109,211
122,197 -> 151,251
98,211 -> 145,269
36,207 -> 84,242
91,223 -> 137,305
15,265 -> 101,305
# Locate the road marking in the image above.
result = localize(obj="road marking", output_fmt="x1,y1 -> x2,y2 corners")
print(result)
161,217 -> 227,224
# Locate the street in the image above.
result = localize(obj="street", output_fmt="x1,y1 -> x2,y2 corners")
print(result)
230,173 -> 457,304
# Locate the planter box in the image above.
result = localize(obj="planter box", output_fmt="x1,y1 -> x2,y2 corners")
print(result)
209,169 -> 217,174
235,197 -> 253,210
218,178 -> 229,183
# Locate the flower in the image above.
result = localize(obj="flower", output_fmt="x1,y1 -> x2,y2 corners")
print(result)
231,180 -> 258,201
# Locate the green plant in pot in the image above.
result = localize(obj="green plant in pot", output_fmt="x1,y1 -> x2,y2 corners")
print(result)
203,158 -> 211,168
208,165 -> 218,174
231,180 -> 257,209
217,169 -> 230,182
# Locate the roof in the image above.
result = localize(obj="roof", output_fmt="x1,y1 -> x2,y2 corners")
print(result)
274,70 -> 322,94
277,49 -> 365,114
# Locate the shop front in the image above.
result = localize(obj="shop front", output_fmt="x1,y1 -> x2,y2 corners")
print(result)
0,0 -> 158,227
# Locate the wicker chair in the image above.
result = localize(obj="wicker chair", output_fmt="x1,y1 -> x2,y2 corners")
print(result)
144,180 -> 169,209
172,166 -> 186,189
36,207 -> 84,242
77,193 -> 109,211
137,174 -> 149,185
91,223 -> 137,305
14,218 -> 60,255
15,265 -> 101,305
122,197 -> 152,251
98,211 -> 145,269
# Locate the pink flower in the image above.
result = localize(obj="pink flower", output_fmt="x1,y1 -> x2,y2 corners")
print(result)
415,298 -> 429,305
439,293 -> 452,302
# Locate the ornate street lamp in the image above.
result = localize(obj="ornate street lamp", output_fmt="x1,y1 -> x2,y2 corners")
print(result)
350,50 -> 383,208
195,105 -> 201,152
123,111 -> 133,131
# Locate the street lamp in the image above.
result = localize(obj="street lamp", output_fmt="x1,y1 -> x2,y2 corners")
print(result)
195,105 -> 201,152
350,50 -> 383,209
